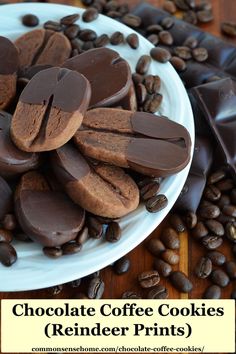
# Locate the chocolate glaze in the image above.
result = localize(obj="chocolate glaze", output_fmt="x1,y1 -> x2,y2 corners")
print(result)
0,36 -> 19,75
0,176 -> 12,220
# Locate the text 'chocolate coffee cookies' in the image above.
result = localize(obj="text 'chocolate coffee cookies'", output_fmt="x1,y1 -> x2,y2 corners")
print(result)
15,29 -> 71,69
63,48 -> 132,108
0,36 -> 19,110
15,171 -> 85,247
74,108 -> 191,177
11,67 -> 91,152
0,111 -> 39,178
51,143 -> 139,218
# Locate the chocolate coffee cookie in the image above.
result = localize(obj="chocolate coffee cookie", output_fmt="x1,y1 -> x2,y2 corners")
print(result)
63,48 -> 133,108
74,108 -> 191,177
11,67 -> 91,152
0,36 -> 19,110
0,111 -> 39,178
0,176 -> 12,220
51,143 -> 139,218
15,29 -> 71,69
15,171 -> 85,247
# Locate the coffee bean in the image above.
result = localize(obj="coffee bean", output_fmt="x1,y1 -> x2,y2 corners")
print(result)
205,219 -> 224,236
160,228 -> 180,250
211,269 -> 230,288
122,14 -> 141,28
208,170 -> 226,184
174,46 -> 192,60
192,221 -> 208,238
150,47 -> 171,63
0,229 -> 13,243
49,284 -> 63,296
217,213 -> 235,225
216,178 -> 234,192
88,277 -> 104,299
143,93 -> 163,113
163,0 -> 177,14
74,292 -> 89,299
92,34 -> 109,48
64,24 -> 80,39
136,83 -> 147,105
217,194 -> 231,209
185,211 -> 197,229
44,20 -> 62,32
82,0 -> 93,5
70,38 -> 83,51
138,270 -> 160,288
110,31 -> 125,45
221,21 -> 236,37
207,251 -> 226,266
170,56 -> 187,72
161,17 -> 175,29
76,227 -> 89,245
105,222 -> 121,243
132,73 -> 143,85
82,8 -> 99,22
223,205 -> 236,218
197,9 -> 214,23
195,256 -> 212,279
136,55 -> 152,75
87,216 -> 103,239
146,24 -> 163,34
82,41 -> 95,51
159,31 -> 174,46
122,291 -> 141,299
225,261 -> 236,280
104,1 -> 119,12
192,47 -> 208,62
183,11 -> 197,25
204,185 -> 221,202
60,13 -> 80,26
183,36 -> 198,49
126,33 -> 139,49
169,214 -> 186,232
161,249 -> 179,265
143,75 -> 161,94
174,0 -> 190,10
113,256 -> 130,275
22,14 -> 39,27
138,177 -> 162,189
140,181 -> 160,200
43,246 -> 63,258
147,34 -> 159,45
79,29 -> 97,41
69,278 -> 81,288
230,189 -> 236,204
226,222 -> 236,242
146,194 -> 168,213
203,285 -> 221,299
198,204 -> 220,219
147,285 -> 168,299
62,242 -> 82,255
154,258 -> 172,277
170,271 -> 193,293
202,235 -> 223,250
91,1 -> 104,13
147,238 -> 166,256
0,242 -> 17,267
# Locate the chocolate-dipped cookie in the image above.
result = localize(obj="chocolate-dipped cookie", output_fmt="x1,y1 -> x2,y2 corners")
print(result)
0,36 -> 19,110
51,143 -> 139,218
63,48 -> 133,108
11,67 -> 91,152
15,171 -> 85,247
15,29 -> 71,69
74,108 -> 191,177
0,176 -> 12,220
0,111 -> 39,178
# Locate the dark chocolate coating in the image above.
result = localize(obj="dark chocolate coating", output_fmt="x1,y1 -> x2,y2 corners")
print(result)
0,111 -> 39,178
0,36 -> 19,75
0,176 -> 12,220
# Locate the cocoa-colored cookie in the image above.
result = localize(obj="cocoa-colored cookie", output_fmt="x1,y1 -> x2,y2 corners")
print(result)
15,171 -> 85,247
15,29 -> 71,69
74,108 -> 191,177
51,143 -> 139,218
0,176 -> 12,220
0,111 -> 39,178
11,67 -> 91,152
0,36 -> 19,110
63,48 -> 132,108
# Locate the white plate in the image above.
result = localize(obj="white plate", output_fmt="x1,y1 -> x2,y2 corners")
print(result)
0,3 -> 194,291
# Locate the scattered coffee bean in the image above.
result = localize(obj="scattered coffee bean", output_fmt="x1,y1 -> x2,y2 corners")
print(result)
198,204 -> 220,219
69,278 -> 81,288
204,185 -> 221,202
82,8 -> 99,22
217,213 -> 234,225
207,251 -> 226,266
104,1 -> 119,12
136,55 -> 152,75
225,222 -> 236,242
174,0 -> 189,10
0,229 -> 13,243
161,249 -> 180,265
60,13 -> 80,26
154,258 -> 172,277
94,34 -> 110,47
203,285 -> 221,299
192,47 -> 208,62
126,33 -> 139,49
44,20 -> 62,32
76,227 -> 89,245
0,242 -> 17,267
163,0 -> 177,14
143,75 -> 161,94
197,9 -> 214,23
113,256 -> 130,275
169,214 -> 186,232
110,31 -> 125,45
147,238 -> 166,256
146,24 -> 163,34
183,10 -> 197,25
159,31 -> 174,46
64,24 -> 80,39
82,0 -> 93,5
223,205 -> 236,217
225,261 -> 236,280
195,256 -> 212,279
221,21 -> 236,37
192,221 -> 208,238
62,242 -> 82,255
87,216 -> 103,239
122,291 -> 141,299
107,10 -> 122,18
105,222 -> 121,243
136,83 -> 147,105
79,29 -> 97,41
150,47 -> 171,63
205,220 -> 224,236
202,235 -> 223,250
146,194 -> 168,213
87,277 -> 104,299
138,270 -> 160,288
208,170 -> 226,184
49,284 -> 63,296
183,36 -> 198,49
147,34 -> 159,45
43,247 -> 63,258
122,14 -> 141,28
170,271 -> 193,293
170,56 -> 187,72
217,194 -> 231,209
174,46 -> 192,60
185,211 -> 197,229
161,17 -> 175,29
211,269 -> 230,288
160,228 -> 180,250
132,73 -> 143,85
216,178 -> 234,192
143,93 -> 163,113
70,38 -> 83,52
82,41 -> 94,51
147,285 -> 168,299
22,14 -> 39,27
140,181 -> 160,200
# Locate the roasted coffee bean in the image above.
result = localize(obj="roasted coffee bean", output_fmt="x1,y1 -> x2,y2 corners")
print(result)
154,258 -> 172,277
70,38 -> 83,51
82,41 -> 94,51
230,189 -> 236,204
122,291 -> 141,299
136,55 -> 152,75
160,228 -> 180,250
91,1 -> 104,12
74,292 -> 89,299
143,93 -> 163,113
147,34 -> 159,46
170,271 -> 193,293
204,185 -> 221,202
207,251 -> 226,266
0,242 -> 17,267
192,47 -> 208,62
197,9 -> 214,23
170,56 -> 187,72
205,220 -> 224,236
126,33 -> 139,49
203,285 -> 221,299
87,217 -> 103,239
140,181 -> 160,200
49,284 -> 63,296
174,46 -> 192,60
44,20 -> 62,32
200,200 -> 213,208
82,0 -> 94,5
185,211 -> 197,229
192,221 -> 208,238
146,194 -> 168,213
110,31 -> 125,45
107,10 -> 122,18
64,24 -> 80,39
76,227 -> 89,245
0,229 -> 13,243
113,256 -> 130,275
183,10 -> 197,25
198,204 -> 220,219
161,249 -> 179,265
2,214 -> 17,231
183,36 -> 198,49
221,21 -> 236,37
62,242 -> 82,255
94,34 -> 110,47
217,194 -> 231,209
150,47 -> 171,63
105,222 -> 121,243
69,278 -> 81,288
88,277 -> 104,299
169,214 -> 186,232
161,17 -> 175,29
195,256 -> 212,279
208,170 -> 226,184
22,14 -> 39,27
202,235 -> 223,250
174,0 -> 189,10
104,1 -> 119,12
132,73 -> 143,85
223,205 -> 236,217
211,269 -> 230,288
159,31 -> 174,46
82,8 -> 99,22
163,0 -> 177,14
216,178 -> 234,192
147,238 -> 166,256
226,222 -> 236,242
138,177 -> 162,189
119,3 -> 129,15
138,270 -> 160,288
147,285 -> 168,299
225,261 -> 236,280
136,83 -> 147,105
143,75 -> 161,94
79,29 -> 97,41
146,24 -> 163,34
43,246 -> 63,258
60,13 -> 80,26
216,213 -> 235,224
122,14 -> 141,28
